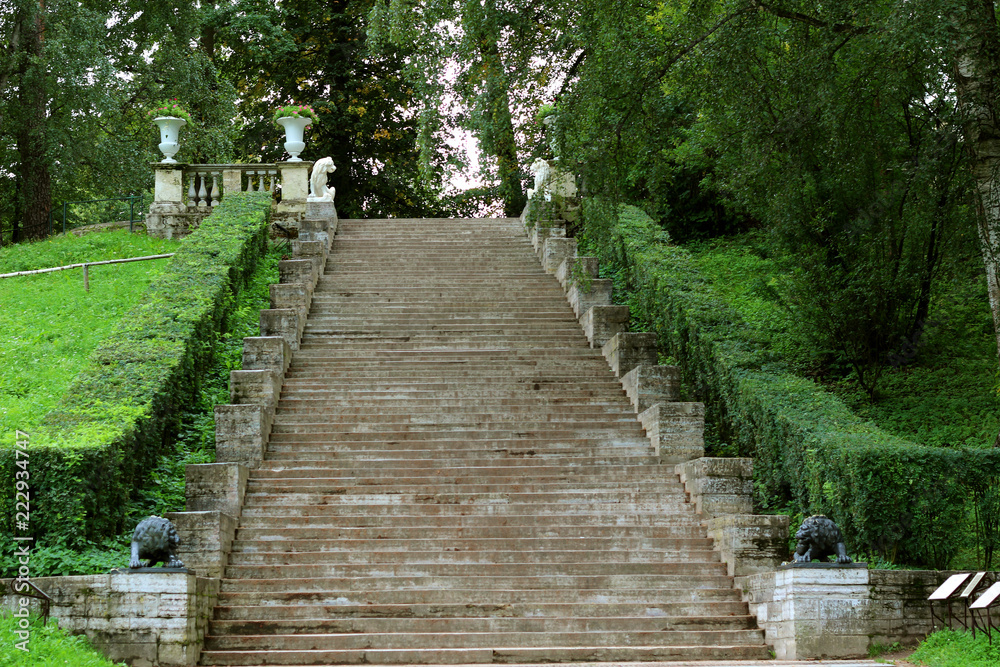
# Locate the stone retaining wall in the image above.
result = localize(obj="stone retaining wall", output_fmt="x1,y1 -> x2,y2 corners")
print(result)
1,573 -> 216,666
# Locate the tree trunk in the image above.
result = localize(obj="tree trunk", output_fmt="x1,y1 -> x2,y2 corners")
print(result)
14,5 -> 50,241
485,73 -> 526,218
470,1 -> 526,218
953,0 -> 1000,445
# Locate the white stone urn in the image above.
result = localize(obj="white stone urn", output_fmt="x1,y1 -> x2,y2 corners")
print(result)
153,116 -> 186,163
277,115 -> 311,162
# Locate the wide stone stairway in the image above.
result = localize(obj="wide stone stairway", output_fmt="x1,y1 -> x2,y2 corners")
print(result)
198,217 -> 770,665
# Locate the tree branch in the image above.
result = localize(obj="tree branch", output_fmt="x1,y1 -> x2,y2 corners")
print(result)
655,7 -> 754,81
0,13 -> 24,95
751,0 -> 872,35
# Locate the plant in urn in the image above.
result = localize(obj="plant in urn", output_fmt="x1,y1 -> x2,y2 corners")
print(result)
274,103 -> 320,162
147,99 -> 194,163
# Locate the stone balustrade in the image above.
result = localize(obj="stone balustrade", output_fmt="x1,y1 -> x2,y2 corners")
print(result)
147,161 -> 313,239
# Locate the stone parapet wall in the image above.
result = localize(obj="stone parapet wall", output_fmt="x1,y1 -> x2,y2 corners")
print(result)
1,572 -> 217,666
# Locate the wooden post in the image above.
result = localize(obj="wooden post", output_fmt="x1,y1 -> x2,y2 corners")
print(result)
83,264 -> 89,292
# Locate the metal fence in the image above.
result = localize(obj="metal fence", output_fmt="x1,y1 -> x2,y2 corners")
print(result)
48,195 -> 146,235
2,195 -> 148,246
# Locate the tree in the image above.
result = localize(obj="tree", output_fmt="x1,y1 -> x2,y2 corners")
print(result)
212,0 -> 460,218
367,0 -> 576,217
546,0 -> 972,399
0,0 -> 238,244
953,0 -> 1000,444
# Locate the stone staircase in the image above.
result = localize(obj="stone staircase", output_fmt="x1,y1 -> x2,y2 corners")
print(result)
197,217 -> 771,665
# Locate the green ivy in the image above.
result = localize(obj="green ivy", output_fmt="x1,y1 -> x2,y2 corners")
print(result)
582,198 -> 1000,568
0,192 -> 272,547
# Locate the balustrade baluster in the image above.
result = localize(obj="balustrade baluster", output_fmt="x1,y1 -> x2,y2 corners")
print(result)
188,173 -> 197,206
210,174 -> 220,206
198,173 -> 208,206
269,171 -> 277,193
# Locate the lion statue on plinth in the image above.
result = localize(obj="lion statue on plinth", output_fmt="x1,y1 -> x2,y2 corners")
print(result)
129,516 -> 185,569
793,515 -> 852,564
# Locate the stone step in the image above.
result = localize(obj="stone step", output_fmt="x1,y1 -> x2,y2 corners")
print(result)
222,562 -> 729,581
206,614 -> 758,638
214,587 -> 745,607
205,626 -> 765,652
259,450 -> 656,464
236,504 -> 698,520
269,412 -> 639,424
277,382 -> 627,393
249,467 -> 679,483
211,600 -> 751,620
232,515 -> 705,531
202,629 -> 765,651
225,549 -> 720,565
267,425 -> 647,437
217,573 -> 738,593
274,396 -> 632,406
198,644 -> 770,664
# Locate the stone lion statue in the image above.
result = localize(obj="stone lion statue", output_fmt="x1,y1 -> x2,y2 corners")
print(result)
793,515 -> 852,564
308,156 -> 336,202
129,516 -> 184,569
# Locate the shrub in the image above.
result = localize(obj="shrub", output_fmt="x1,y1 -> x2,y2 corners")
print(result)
582,198 -> 1000,567
0,192 -> 272,547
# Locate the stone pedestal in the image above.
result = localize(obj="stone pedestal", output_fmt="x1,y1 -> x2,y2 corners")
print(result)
555,256 -> 599,289
242,336 -> 291,374
621,363 -> 681,413
735,565 -> 948,660
184,463 -> 249,517
639,401 -> 704,462
675,457 -> 753,517
602,332 -> 658,378
582,305 -> 630,348
273,161 -> 313,229
568,279 -> 613,319
215,404 -> 269,466
542,237 -> 577,274
707,514 -> 789,576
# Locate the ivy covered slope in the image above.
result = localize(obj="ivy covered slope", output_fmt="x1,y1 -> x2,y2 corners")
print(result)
0,192 -> 272,546
583,200 -> 1000,569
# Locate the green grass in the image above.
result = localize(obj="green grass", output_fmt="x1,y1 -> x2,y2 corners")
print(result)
909,628 -> 1000,666
689,232 -> 1000,450
0,614 -> 125,666
0,231 -> 181,447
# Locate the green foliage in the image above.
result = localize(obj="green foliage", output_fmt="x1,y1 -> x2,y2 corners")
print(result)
868,641 -> 902,658
272,103 -> 320,129
1,1 -> 238,243
0,193 -> 272,548
218,0 -> 458,219
0,615 -> 126,666
691,232 -> 1000,450
0,231 -> 181,443
910,629 -> 1000,667
582,199 -> 1000,568
146,99 -> 195,126
368,0 -> 569,216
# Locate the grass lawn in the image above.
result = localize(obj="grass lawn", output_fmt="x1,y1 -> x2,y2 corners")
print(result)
0,231 -> 181,448
0,614 -> 125,666
908,628 -> 1000,666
